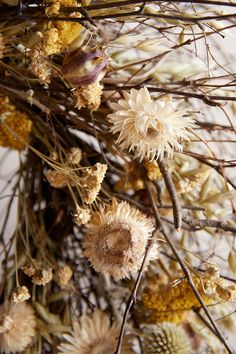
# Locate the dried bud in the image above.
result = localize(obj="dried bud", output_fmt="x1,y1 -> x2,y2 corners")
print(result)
55,265 -> 73,286
62,48 -> 108,87
12,286 -> 31,303
74,204 -> 91,225
32,267 -> 53,286
68,147 -> 82,165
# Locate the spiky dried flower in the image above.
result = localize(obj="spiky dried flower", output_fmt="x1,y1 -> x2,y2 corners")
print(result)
12,286 -> 31,303
0,302 -> 36,353
58,309 -> 133,354
142,322 -> 192,354
83,199 -> 157,280
108,87 -> 195,161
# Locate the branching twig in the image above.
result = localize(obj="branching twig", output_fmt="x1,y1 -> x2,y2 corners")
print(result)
145,179 -> 234,354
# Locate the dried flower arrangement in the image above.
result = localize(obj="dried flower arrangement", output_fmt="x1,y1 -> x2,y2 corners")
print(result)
0,0 -> 236,353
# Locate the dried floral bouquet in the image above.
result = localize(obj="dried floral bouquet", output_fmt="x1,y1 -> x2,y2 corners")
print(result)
1,0 -> 236,353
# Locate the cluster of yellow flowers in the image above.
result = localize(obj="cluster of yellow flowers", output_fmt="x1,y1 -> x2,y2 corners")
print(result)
142,276 -> 218,324
30,0 -> 83,83
0,97 -> 32,150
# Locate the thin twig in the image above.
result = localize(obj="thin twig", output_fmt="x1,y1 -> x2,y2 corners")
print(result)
157,159 -> 182,231
114,237 -> 155,354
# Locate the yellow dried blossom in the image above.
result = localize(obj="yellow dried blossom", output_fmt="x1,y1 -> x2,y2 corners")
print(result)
74,82 -> 104,111
0,302 -> 36,353
0,97 -> 32,150
43,0 -> 83,55
145,161 -> 162,181
80,163 -> 107,204
12,286 -> 31,303
142,276 -> 217,324
55,265 -> 73,286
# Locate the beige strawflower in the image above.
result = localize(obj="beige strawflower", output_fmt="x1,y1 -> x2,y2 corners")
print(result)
108,87 -> 195,161
142,322 -> 192,354
0,302 -> 36,353
83,199 -> 157,280
58,309 -> 133,354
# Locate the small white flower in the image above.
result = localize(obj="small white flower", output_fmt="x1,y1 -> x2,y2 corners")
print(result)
108,87 -> 195,161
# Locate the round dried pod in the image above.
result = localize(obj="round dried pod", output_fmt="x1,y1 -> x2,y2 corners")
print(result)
142,322 -> 192,354
83,199 -> 158,280
62,48 -> 108,87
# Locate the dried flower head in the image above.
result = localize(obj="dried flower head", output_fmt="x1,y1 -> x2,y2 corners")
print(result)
29,43 -> 51,84
80,163 -> 107,204
55,265 -> 73,286
83,199 -> 157,280
58,309 -> 133,354
108,87 -> 195,161
142,276 -> 217,324
0,302 -> 36,353
142,322 -> 192,354
0,97 -> 32,150
22,258 -> 53,286
12,286 -> 31,303
74,81 -> 104,111
32,266 -> 53,286
68,147 -> 82,165
74,204 -> 91,225
44,169 -> 76,188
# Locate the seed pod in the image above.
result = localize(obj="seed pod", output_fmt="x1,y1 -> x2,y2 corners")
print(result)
228,249 -> 236,274
62,48 -> 108,87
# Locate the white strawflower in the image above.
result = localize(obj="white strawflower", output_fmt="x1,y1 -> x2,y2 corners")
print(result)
58,310 -> 133,354
83,199 -> 158,280
0,301 -> 36,353
108,87 -> 195,161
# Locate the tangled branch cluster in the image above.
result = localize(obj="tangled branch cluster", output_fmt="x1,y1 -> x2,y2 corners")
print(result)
0,0 -> 236,353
